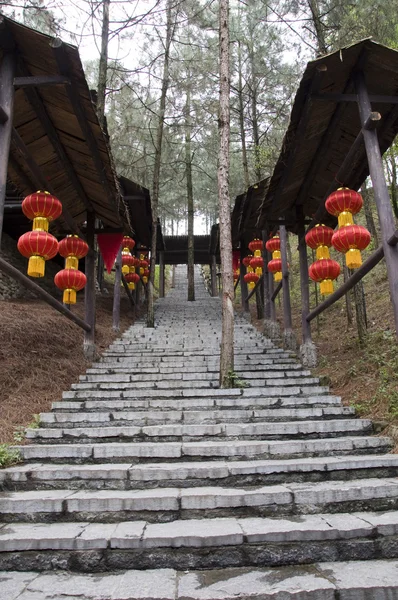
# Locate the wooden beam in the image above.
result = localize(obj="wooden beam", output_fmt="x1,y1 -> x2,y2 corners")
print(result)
271,281 -> 282,302
245,273 -> 264,302
11,128 -> 81,235
210,254 -> 217,297
159,250 -> 165,298
0,256 -> 91,331
0,52 -> 15,246
280,224 -> 294,332
20,75 -> 94,212
356,71 -> 398,337
0,105 -> 8,124
313,92 -> 398,104
51,40 -> 121,222
297,213 -> 312,345
14,75 -> 70,88
84,211 -> 96,359
112,247 -> 122,332
121,274 -> 136,310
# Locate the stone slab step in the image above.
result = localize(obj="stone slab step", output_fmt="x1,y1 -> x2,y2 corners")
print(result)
86,363 -> 304,374
41,406 -> 356,426
17,435 -> 392,463
70,378 -> 321,391
2,478 -> 398,522
53,395 -> 343,411
2,454 -> 398,491
26,419 -> 373,443
4,561 -> 398,600
79,371 -> 311,383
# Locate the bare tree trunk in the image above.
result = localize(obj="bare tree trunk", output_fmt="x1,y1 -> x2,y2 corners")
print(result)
307,0 -> 328,55
238,40 -> 250,189
218,0 -> 234,388
147,0 -> 174,327
185,76 -> 195,301
97,0 -> 110,130
361,182 -> 379,245
249,46 -> 262,183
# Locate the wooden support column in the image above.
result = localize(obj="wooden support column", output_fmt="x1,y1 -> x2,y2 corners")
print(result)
264,247 -> 280,340
84,212 -> 96,360
159,251 -> 165,298
210,255 -> 217,297
356,71 -> 398,338
240,244 -> 249,313
0,53 -> 15,247
298,216 -> 317,366
112,247 -> 122,332
262,232 -> 270,319
171,265 -> 176,288
280,224 -> 297,351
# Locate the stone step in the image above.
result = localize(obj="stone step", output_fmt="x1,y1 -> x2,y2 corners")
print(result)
79,370 -> 311,382
41,406 -> 356,426
2,479 -> 398,523
86,363 -> 303,374
52,395 -> 344,412
2,454 -> 398,491
2,561 -> 398,599
17,435 -> 391,463
25,419 -> 373,443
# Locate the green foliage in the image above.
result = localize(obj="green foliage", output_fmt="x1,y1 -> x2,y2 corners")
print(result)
0,444 -> 22,469
227,370 -> 249,389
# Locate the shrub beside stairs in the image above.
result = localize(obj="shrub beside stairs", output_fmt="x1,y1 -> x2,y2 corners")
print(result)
1,266 -> 398,599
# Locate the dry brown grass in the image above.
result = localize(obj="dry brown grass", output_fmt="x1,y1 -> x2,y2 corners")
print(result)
0,295 -> 137,443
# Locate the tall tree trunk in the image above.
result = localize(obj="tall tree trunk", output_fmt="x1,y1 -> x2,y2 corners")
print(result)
185,77 -> 195,301
147,0 -> 174,327
307,0 -> 328,55
361,182 -> 379,246
238,41 -> 250,189
218,0 -> 234,388
249,46 -> 262,182
97,0 -> 110,130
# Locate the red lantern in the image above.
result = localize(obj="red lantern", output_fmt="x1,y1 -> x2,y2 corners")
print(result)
331,225 -> 371,269
244,272 -> 259,290
268,258 -> 282,282
121,253 -> 135,275
122,236 -> 135,251
232,250 -> 240,271
142,267 -> 150,284
305,225 -> 334,260
55,268 -> 87,304
248,238 -> 264,257
22,191 -> 62,232
265,234 -> 281,257
309,259 -> 340,296
58,235 -> 89,270
17,231 -> 59,278
250,256 -> 264,276
124,272 -> 140,290
242,255 -> 252,269
325,188 -> 363,228
233,269 -> 240,282
140,258 -> 149,275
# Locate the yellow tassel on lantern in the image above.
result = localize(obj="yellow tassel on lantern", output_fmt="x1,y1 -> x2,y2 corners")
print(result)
143,276 -> 148,284
32,216 -> 49,232
338,211 -> 354,228
272,250 -> 281,259
254,249 -> 261,257
255,268 -> 262,276
346,248 -> 362,269
315,245 -> 330,260
248,281 -> 255,290
65,256 -> 79,270
63,288 -> 77,304
28,255 -> 45,278
320,279 -> 334,295
128,283 -> 135,290
274,272 -> 282,282
122,264 -> 130,275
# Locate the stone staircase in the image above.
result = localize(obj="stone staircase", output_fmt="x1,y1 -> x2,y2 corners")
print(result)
2,266 -> 398,599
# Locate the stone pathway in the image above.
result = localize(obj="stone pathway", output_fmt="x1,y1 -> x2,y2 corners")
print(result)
1,266 -> 398,598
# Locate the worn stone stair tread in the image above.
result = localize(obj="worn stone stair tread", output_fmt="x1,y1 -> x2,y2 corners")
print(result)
2,454 -> 398,488
25,418 -> 373,442
3,561 -> 398,599
1,510 -> 398,552
3,478 -> 398,519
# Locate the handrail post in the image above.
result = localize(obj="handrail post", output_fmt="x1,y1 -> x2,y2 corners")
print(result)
263,243 -> 280,340
280,224 -> 297,351
356,71 -> 398,338
298,215 -> 317,366
84,211 -> 96,360
240,243 -> 249,313
112,247 -> 122,332
159,250 -> 165,298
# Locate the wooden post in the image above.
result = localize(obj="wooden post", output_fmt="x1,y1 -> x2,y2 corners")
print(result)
262,231 -> 270,319
210,255 -> 217,297
171,265 -> 176,288
280,224 -> 297,351
0,53 -> 15,247
356,71 -> 398,338
240,244 -> 249,313
112,247 -> 122,332
159,250 -> 165,298
84,211 -> 96,360
297,216 -> 317,366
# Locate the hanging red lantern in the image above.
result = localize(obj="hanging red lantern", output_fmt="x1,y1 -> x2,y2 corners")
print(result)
250,256 -> 264,276
268,258 -> 283,282
124,272 -> 140,290
232,250 -> 240,271
309,259 -> 340,296
17,231 -> 59,278
331,225 -> 371,269
54,268 -> 87,304
244,272 -> 259,290
22,191 -> 62,232
305,225 -> 334,260
265,234 -> 281,258
142,267 -> 150,284
140,258 -> 149,275
248,238 -> 264,257
122,236 -> 135,252
325,188 -> 363,228
233,269 -> 240,282
242,256 -> 252,269
58,235 -> 89,270
121,253 -> 135,275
